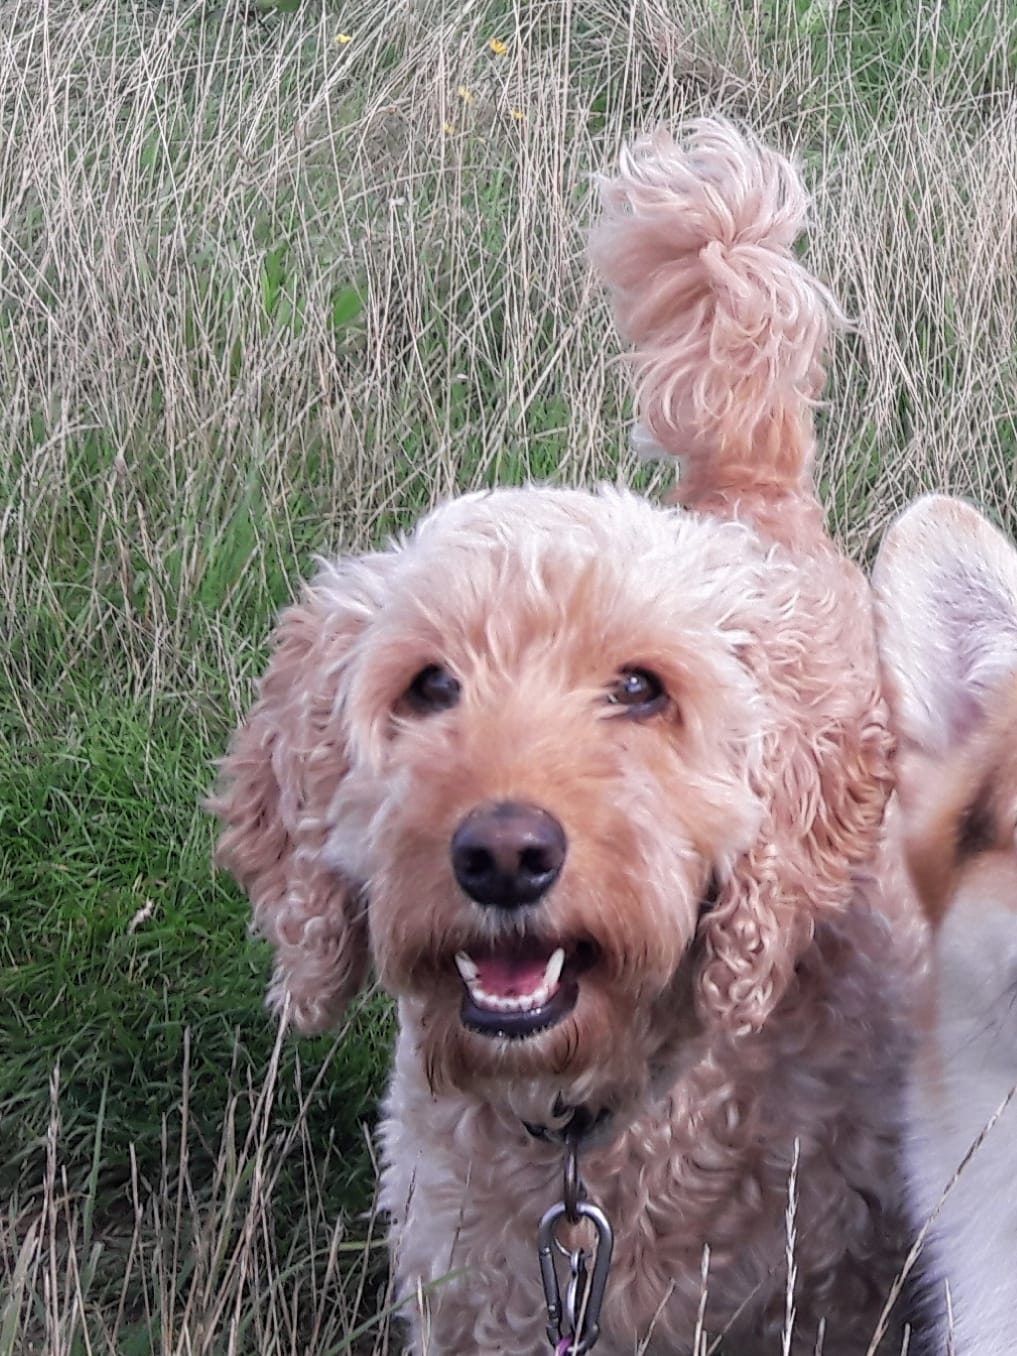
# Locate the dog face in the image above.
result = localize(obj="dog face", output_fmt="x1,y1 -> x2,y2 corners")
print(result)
213,486 -> 784,1111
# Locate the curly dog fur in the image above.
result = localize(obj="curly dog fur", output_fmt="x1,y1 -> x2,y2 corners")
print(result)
211,121 -> 923,1354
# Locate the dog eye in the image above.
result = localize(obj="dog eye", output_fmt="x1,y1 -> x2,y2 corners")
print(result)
404,664 -> 461,714
608,668 -> 667,716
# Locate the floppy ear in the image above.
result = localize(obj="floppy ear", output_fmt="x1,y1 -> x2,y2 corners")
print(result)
209,554 -> 393,1032
698,707 -> 895,1034
697,835 -> 813,1037
873,494 -> 1017,759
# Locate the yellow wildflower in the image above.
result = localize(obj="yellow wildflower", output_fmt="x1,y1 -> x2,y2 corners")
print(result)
510,108 -> 526,121
443,121 -> 457,135
335,32 -> 353,44
457,85 -> 475,104
487,38 -> 508,55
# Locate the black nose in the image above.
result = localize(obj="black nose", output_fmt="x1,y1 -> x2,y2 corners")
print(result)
451,802 -> 567,909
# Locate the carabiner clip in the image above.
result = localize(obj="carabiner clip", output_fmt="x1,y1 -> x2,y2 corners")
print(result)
537,1198 -> 614,1354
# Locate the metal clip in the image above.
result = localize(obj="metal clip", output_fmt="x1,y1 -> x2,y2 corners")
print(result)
537,1197 -> 614,1354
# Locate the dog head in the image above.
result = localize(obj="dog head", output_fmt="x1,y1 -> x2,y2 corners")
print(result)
212,486 -> 866,1114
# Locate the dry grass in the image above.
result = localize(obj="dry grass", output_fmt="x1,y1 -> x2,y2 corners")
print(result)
3,0 -> 1015,721
2,1018 -> 402,1356
2,0 -> 1017,1350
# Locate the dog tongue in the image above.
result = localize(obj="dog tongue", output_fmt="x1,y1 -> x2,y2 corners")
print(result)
474,946 -> 553,998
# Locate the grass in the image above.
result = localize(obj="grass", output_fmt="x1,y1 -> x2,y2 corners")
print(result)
1,0 -> 1016,1349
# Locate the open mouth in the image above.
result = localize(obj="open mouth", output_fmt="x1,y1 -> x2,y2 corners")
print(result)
453,938 -> 594,1039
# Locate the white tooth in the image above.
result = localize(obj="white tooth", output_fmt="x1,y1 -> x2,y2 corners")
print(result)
466,979 -> 557,1015
543,947 -> 566,989
454,952 -> 478,982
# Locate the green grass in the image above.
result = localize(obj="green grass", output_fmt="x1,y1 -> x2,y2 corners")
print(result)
2,0 -> 1017,1349
1,697 -> 389,1200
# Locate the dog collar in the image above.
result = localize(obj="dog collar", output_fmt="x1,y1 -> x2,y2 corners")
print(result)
521,1101 -> 613,1146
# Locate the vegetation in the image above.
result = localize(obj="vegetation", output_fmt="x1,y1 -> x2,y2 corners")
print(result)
2,0 -> 1015,1349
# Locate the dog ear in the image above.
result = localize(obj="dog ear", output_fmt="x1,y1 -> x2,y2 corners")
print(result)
697,843 -> 809,1036
873,494 -> 1017,759
209,555 -> 393,1032
697,694 -> 895,1035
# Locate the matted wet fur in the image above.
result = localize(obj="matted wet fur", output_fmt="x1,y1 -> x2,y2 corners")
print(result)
211,121 -> 923,1354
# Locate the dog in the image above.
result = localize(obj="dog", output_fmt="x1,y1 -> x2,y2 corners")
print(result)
874,495 -> 1017,1356
211,121 -> 922,1354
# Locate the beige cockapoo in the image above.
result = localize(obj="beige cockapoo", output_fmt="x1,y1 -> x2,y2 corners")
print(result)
212,122 -> 922,1354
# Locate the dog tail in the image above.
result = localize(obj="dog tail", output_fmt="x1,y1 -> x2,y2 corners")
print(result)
590,120 -> 843,512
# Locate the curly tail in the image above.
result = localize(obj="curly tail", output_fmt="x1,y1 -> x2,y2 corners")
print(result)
589,120 -> 844,511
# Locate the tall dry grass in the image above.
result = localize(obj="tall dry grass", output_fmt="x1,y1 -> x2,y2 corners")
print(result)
3,0 -> 1015,720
